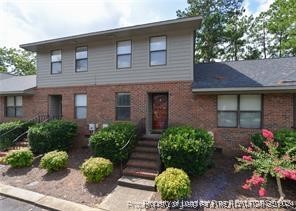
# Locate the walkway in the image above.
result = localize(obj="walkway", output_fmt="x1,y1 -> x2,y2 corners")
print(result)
97,186 -> 154,211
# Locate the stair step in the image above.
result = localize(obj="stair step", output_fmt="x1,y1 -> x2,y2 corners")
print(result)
142,134 -> 160,140
134,146 -> 158,153
118,176 -> 155,191
130,152 -> 158,161
137,140 -> 158,147
127,159 -> 158,170
123,167 -> 158,180
16,142 -> 29,147
0,152 -> 7,157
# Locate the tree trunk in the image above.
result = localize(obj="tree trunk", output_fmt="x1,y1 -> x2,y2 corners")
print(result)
276,176 -> 285,201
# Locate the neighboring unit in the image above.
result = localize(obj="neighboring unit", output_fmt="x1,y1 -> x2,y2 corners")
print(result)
1,16 -> 296,154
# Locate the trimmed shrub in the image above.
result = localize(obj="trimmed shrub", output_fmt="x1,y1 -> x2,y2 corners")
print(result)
274,129 -> 296,156
251,133 -> 267,151
251,130 -> 296,156
0,121 -> 34,150
155,168 -> 191,201
4,149 -> 33,168
89,122 -> 136,164
28,120 -> 78,154
40,150 -> 68,172
80,157 -> 113,183
159,126 -> 214,175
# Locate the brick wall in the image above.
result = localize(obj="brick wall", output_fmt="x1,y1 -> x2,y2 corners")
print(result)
0,82 -> 294,155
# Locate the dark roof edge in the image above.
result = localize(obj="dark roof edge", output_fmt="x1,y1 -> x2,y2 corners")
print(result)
192,86 -> 296,93
20,16 -> 202,51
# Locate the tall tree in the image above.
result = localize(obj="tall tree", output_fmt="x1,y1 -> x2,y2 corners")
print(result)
0,47 -> 36,75
222,9 -> 249,61
265,0 -> 296,57
245,13 -> 269,59
177,0 -> 244,63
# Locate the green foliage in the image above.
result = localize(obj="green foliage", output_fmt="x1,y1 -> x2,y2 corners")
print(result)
28,120 -> 78,154
0,47 -> 36,75
155,168 -> 191,201
0,121 -> 34,150
177,0 -> 244,62
266,0 -> 296,57
4,149 -> 33,168
89,122 -> 136,164
251,133 -> 267,151
274,129 -> 296,156
251,130 -> 296,156
80,157 -> 113,183
159,126 -> 214,175
40,150 -> 69,172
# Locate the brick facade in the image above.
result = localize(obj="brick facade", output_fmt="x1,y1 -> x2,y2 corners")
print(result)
0,81 -> 294,155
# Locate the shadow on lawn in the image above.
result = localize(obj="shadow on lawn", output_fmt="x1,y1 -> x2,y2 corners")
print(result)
4,166 -> 33,177
67,147 -> 93,170
84,167 -> 121,197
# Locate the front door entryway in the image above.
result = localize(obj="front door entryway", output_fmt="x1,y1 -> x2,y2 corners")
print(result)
49,95 -> 62,118
151,93 -> 168,133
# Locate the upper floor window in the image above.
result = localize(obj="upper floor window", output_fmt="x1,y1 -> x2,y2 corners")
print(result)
150,36 -> 167,66
75,47 -> 88,72
217,95 -> 261,128
116,93 -> 131,120
116,40 -> 132,69
51,50 -> 62,74
75,94 -> 87,119
6,96 -> 23,117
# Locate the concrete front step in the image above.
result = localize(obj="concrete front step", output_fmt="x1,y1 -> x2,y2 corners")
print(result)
130,152 -> 158,161
123,167 -> 158,180
134,146 -> 158,153
126,159 -> 158,170
117,176 -> 155,191
137,140 -> 158,147
15,141 -> 29,147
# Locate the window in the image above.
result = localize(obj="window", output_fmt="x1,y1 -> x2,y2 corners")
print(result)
150,36 -> 166,66
217,95 -> 261,128
75,47 -> 88,72
116,40 -> 131,69
116,93 -> 131,120
75,94 -> 87,119
6,96 -> 23,117
51,50 -> 62,74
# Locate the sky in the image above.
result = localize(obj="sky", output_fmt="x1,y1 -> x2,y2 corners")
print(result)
0,0 -> 274,49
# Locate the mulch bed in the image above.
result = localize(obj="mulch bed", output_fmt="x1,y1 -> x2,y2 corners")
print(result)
0,147 -> 121,207
151,152 -> 296,211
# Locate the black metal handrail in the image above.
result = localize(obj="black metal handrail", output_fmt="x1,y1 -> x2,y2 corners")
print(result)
119,132 -> 136,175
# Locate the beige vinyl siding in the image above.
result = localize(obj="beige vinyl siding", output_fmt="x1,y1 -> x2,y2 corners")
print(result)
36,29 -> 194,87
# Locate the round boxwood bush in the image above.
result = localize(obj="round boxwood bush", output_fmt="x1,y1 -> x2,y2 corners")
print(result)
4,149 -> 33,168
80,157 -> 113,183
89,122 -> 136,164
40,150 -> 69,172
159,126 -> 214,175
28,120 -> 78,154
155,168 -> 191,201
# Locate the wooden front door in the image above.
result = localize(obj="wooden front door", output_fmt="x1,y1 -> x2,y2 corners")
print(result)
152,93 -> 168,131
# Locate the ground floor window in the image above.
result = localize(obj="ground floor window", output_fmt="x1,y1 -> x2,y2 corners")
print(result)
75,94 -> 87,119
116,93 -> 131,121
6,96 -> 23,117
217,94 -> 262,128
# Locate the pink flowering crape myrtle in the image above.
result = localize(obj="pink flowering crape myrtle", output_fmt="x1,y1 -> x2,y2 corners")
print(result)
235,129 -> 296,200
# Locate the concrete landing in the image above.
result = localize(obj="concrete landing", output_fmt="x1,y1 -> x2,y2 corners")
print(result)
97,186 -> 154,211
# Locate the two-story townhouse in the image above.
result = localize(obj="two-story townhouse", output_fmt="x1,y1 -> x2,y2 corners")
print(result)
1,16 -> 296,155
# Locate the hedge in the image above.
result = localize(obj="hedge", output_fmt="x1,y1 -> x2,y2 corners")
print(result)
159,126 -> 214,175
40,150 -> 69,172
28,120 -> 78,154
0,121 -> 34,150
4,149 -> 33,168
89,122 -> 136,164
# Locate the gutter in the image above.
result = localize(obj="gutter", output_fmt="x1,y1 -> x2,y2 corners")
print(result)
192,86 -> 296,94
